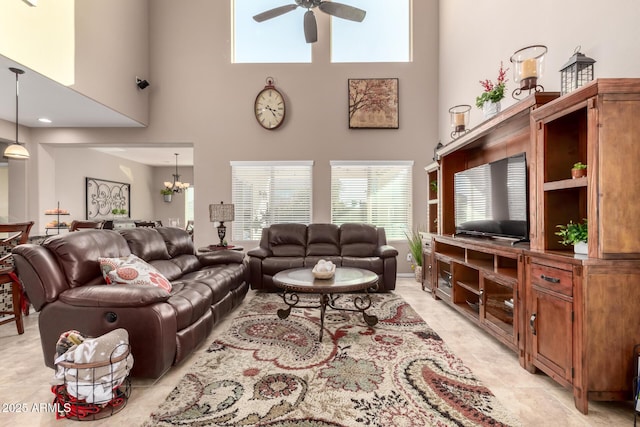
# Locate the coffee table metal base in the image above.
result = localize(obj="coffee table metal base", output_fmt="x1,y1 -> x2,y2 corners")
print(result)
277,290 -> 378,342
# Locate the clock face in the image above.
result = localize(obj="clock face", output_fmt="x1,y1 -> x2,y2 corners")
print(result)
254,87 -> 285,130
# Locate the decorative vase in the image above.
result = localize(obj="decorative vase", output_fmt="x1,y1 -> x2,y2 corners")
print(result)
163,194 -> 172,203
483,101 -> 501,119
414,265 -> 423,282
574,241 -> 588,255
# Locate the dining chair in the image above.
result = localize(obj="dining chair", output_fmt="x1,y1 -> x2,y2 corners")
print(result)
0,221 -> 34,335
69,220 -> 104,231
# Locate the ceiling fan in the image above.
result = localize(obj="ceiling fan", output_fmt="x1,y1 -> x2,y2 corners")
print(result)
253,0 -> 366,44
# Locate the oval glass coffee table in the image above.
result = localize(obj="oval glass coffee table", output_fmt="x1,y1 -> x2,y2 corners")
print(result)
272,267 -> 379,341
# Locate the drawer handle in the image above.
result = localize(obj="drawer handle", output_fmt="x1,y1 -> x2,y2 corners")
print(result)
540,274 -> 560,283
529,313 -> 537,335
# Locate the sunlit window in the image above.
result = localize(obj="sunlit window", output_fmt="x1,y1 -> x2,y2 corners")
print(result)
232,0 -> 410,63
332,0 -> 411,63
233,0 -> 311,63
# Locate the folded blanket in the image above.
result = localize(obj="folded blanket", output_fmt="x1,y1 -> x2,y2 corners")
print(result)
53,328 -> 134,404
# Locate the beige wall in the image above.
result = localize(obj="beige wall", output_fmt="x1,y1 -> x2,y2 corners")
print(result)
30,0 -> 440,274
153,165 -> 194,228
0,0 -> 75,85
0,163 -> 7,222
73,0 -> 150,125
438,0 -> 640,144
38,146 -> 156,236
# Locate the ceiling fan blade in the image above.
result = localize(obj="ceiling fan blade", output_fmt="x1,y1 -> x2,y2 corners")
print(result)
318,2 -> 366,22
253,4 -> 298,22
304,10 -> 317,43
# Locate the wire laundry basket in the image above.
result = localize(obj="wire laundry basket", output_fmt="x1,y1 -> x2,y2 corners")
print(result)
52,343 -> 132,421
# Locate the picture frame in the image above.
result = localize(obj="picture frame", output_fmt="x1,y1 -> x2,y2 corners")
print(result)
348,78 -> 399,129
85,177 -> 131,220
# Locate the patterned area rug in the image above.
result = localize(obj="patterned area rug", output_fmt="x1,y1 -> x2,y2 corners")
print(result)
144,292 -> 521,426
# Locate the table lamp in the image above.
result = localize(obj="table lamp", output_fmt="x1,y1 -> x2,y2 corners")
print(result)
209,201 -> 235,246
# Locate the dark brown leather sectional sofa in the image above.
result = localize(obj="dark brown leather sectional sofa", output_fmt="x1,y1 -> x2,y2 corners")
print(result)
13,227 -> 249,378
247,223 -> 398,291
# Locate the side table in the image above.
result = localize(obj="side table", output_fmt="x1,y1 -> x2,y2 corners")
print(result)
197,245 -> 244,254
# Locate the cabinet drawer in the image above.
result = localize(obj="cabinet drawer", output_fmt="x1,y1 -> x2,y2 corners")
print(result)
530,263 -> 573,296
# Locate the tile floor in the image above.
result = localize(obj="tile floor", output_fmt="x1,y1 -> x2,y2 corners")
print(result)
0,278 -> 634,426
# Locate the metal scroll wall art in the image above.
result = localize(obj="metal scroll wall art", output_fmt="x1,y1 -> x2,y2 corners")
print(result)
85,177 -> 131,220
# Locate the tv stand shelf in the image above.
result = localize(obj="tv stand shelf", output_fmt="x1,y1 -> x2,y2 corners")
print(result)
431,235 -> 523,358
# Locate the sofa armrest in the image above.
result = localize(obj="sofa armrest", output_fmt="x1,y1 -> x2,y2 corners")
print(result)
198,250 -> 245,266
376,244 -> 399,258
58,284 -> 170,307
247,247 -> 271,259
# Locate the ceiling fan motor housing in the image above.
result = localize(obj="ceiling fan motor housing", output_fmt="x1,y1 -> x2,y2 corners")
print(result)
296,0 -> 322,8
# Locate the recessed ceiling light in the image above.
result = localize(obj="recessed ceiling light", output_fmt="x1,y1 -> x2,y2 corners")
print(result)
38,118 -> 52,123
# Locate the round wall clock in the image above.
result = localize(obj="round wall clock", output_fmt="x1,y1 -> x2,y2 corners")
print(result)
254,78 -> 286,130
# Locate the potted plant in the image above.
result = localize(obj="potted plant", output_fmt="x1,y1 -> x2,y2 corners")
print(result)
405,228 -> 424,282
571,162 -> 587,179
555,219 -> 588,254
161,187 -> 173,203
476,62 -> 509,119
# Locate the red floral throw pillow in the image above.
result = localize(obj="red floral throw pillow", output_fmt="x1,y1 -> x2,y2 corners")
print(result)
98,254 -> 172,293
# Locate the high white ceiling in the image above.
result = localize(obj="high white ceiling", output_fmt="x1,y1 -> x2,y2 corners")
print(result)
0,55 -> 193,166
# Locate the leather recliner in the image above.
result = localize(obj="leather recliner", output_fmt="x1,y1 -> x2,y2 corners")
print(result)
247,223 -> 398,291
13,227 -> 249,379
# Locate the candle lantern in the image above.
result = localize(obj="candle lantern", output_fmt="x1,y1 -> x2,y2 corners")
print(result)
510,45 -> 547,99
449,104 -> 471,138
560,47 -> 595,95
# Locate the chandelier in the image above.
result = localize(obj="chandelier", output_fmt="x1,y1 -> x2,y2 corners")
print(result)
163,153 -> 190,193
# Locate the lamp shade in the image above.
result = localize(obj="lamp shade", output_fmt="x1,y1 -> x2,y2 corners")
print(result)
3,143 -> 30,159
209,202 -> 235,223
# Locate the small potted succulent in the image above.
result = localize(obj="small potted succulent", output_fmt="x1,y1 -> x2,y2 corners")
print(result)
555,219 -> 588,254
571,162 -> 587,179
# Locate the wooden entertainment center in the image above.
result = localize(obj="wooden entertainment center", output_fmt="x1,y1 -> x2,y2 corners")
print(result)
423,79 -> 640,414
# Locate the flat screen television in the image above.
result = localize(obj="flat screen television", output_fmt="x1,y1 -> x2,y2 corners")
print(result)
454,152 -> 529,242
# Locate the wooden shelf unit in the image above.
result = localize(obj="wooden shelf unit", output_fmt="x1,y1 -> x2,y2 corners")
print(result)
424,161 -> 439,236
428,79 -> 640,414
527,79 -> 640,413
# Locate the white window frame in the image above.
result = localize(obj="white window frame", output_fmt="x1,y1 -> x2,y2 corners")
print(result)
231,160 -> 314,240
330,160 -> 413,240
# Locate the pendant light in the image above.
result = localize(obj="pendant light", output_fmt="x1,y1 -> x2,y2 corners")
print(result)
3,67 -> 30,160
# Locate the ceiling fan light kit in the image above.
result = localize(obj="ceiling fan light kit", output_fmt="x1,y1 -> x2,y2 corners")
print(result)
253,0 -> 366,43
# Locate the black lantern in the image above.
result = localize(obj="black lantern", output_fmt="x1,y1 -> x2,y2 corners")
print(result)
560,47 -> 595,95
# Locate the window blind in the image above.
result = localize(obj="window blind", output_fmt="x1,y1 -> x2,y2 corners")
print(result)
231,161 -> 313,240
330,161 -> 413,240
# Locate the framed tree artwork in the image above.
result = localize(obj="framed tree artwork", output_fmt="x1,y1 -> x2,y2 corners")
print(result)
348,78 -> 399,129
